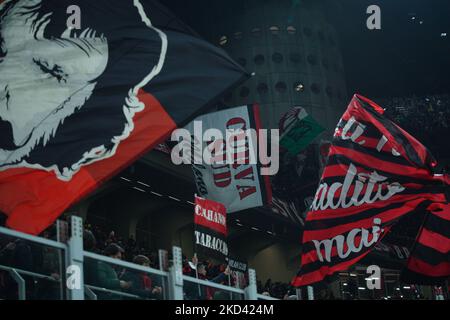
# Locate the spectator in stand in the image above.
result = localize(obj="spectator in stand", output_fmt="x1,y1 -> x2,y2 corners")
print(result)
94,243 -> 131,300
83,230 -> 101,288
34,227 -> 62,300
85,223 -> 158,266
121,255 -> 162,300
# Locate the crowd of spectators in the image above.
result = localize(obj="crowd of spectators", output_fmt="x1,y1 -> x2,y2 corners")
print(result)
83,224 -> 239,300
84,224 -> 298,300
0,217 -> 342,300
85,224 -> 159,268
182,254 -> 235,300
81,228 -> 164,300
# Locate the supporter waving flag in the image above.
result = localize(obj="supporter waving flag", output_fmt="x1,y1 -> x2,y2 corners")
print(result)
292,94 -> 449,287
0,0 -> 248,235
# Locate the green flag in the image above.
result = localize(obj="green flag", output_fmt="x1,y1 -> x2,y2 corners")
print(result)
279,107 -> 324,155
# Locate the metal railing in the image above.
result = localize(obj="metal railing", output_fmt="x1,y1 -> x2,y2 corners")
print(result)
83,249 -> 170,300
0,224 -> 67,300
83,250 -> 168,278
0,265 -> 63,300
0,225 -> 67,250
183,274 -> 246,295
0,216 -> 279,300
183,274 -> 246,300
257,293 -> 280,300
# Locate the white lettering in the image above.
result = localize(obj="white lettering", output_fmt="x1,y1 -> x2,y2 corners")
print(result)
311,163 -> 405,211
313,218 -> 384,262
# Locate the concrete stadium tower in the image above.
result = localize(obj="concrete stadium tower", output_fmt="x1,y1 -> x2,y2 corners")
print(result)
201,0 -> 348,131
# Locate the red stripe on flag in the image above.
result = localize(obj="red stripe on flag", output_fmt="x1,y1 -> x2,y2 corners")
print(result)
347,98 -> 411,165
416,228 -> 450,254
354,94 -> 385,114
353,95 -> 433,169
333,134 -> 404,155
427,202 -> 450,221
330,146 -> 433,178
292,249 -> 373,287
303,198 -> 423,241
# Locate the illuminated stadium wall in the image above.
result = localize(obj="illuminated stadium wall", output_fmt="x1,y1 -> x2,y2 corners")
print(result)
202,0 -> 348,130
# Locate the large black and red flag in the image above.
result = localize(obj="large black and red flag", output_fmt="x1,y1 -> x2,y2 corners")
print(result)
194,195 -> 228,261
292,94 -> 449,287
0,0 -> 248,234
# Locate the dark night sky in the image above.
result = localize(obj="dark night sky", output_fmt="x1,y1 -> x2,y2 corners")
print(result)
327,0 -> 450,98
160,0 -> 450,99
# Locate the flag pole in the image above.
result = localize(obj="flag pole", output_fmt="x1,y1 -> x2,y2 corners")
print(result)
228,272 -> 232,300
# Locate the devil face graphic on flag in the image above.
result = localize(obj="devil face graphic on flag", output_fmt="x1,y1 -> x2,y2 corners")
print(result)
293,94 -> 449,287
0,0 -> 167,180
0,0 -> 248,234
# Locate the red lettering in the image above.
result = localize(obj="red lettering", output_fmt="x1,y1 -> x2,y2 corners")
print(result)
226,117 -> 247,131
234,166 -> 255,181
212,164 -> 232,188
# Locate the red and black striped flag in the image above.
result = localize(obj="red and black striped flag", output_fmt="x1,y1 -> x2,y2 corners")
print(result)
402,200 -> 450,284
292,94 -> 449,287
0,0 -> 248,234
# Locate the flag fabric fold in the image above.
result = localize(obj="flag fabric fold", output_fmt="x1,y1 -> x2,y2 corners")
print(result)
402,201 -> 450,284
